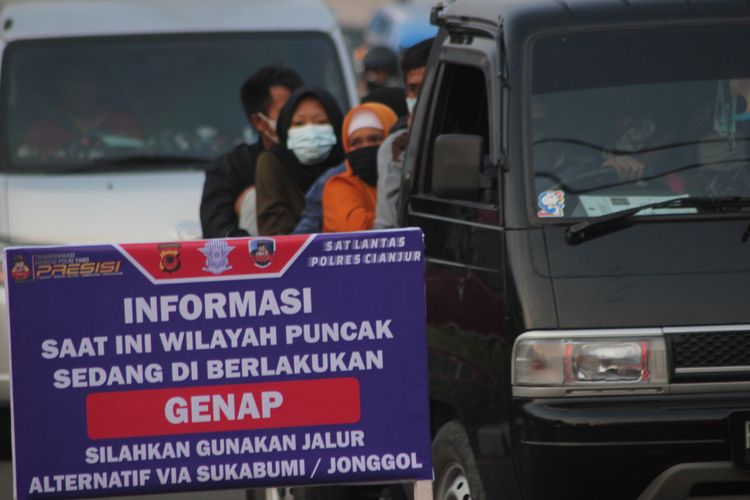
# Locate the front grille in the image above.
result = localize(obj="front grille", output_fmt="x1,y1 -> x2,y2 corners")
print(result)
667,329 -> 750,381
670,331 -> 750,368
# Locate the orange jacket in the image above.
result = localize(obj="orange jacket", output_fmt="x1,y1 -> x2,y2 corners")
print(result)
322,103 -> 398,232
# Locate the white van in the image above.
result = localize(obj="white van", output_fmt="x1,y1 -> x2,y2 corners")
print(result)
0,0 -> 358,457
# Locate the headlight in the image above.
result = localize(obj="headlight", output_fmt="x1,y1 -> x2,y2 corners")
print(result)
513,331 -> 668,389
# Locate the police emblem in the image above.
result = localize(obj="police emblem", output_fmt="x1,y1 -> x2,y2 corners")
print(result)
158,244 -> 181,273
10,255 -> 31,281
199,240 -> 234,275
249,238 -> 276,268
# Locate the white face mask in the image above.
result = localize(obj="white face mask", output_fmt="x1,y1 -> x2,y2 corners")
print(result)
256,113 -> 279,144
406,97 -> 418,115
286,124 -> 336,165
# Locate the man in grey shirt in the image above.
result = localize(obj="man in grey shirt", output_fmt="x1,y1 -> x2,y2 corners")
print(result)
374,38 -> 434,229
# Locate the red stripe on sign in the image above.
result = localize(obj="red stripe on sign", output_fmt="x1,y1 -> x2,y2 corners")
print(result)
86,378 -> 360,439
118,235 -> 311,282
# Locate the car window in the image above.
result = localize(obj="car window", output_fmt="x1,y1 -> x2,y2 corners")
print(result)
424,63 -> 490,195
1,33 -> 350,173
531,24 -> 750,219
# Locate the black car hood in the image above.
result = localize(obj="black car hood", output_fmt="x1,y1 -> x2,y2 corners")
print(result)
544,218 -> 750,328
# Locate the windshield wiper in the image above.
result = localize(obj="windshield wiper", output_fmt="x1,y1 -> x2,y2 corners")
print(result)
66,155 -> 212,173
565,196 -> 750,244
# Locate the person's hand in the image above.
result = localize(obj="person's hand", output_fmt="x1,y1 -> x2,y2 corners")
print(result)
603,155 -> 645,181
392,132 -> 409,162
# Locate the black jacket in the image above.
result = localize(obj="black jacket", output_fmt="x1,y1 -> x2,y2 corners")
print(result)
199,142 -> 264,238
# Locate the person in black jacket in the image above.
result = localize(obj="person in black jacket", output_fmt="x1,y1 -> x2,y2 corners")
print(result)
199,65 -> 303,238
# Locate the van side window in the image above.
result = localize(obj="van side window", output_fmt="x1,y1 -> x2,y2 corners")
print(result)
424,63 -> 492,202
433,64 -> 489,140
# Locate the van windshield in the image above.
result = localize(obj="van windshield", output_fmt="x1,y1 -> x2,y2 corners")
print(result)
531,24 -> 750,219
1,33 -> 349,173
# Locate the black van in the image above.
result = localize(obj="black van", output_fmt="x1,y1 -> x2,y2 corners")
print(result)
403,0 -> 750,498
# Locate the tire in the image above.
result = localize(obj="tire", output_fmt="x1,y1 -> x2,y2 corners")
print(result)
432,420 -> 485,500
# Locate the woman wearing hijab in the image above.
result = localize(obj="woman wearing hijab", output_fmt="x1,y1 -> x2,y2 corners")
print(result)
255,86 -> 345,235
322,102 -> 398,232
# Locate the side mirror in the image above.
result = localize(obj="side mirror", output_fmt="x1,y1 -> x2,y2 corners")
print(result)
431,134 -> 483,200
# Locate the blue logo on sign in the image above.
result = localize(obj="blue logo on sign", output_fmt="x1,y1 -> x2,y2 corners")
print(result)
199,240 -> 234,275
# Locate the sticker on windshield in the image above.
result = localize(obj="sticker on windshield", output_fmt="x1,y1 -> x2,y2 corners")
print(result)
538,190 -> 566,217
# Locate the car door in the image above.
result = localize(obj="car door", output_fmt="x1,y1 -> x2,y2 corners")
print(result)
405,37 -> 510,441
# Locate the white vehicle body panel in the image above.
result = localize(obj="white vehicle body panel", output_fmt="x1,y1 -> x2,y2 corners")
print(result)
6,172 -> 205,243
0,0 -> 339,41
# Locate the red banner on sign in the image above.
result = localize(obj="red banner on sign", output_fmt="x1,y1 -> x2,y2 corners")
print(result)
118,234 -> 311,282
86,377 -> 360,439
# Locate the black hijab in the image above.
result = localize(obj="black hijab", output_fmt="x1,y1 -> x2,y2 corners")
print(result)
273,86 -> 346,192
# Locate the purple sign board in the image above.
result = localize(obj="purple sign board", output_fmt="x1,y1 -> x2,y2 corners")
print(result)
4,229 -> 431,499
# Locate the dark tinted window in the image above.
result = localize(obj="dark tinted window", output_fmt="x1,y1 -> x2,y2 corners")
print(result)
1,33 -> 349,173
432,64 -> 489,143
424,63 -> 490,192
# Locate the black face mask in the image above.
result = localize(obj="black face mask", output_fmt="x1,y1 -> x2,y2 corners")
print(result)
347,145 -> 379,186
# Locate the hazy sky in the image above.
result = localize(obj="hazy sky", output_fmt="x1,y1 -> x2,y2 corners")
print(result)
325,0 -> 394,27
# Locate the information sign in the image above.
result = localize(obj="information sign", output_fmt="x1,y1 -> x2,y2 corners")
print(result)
4,229 -> 431,499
